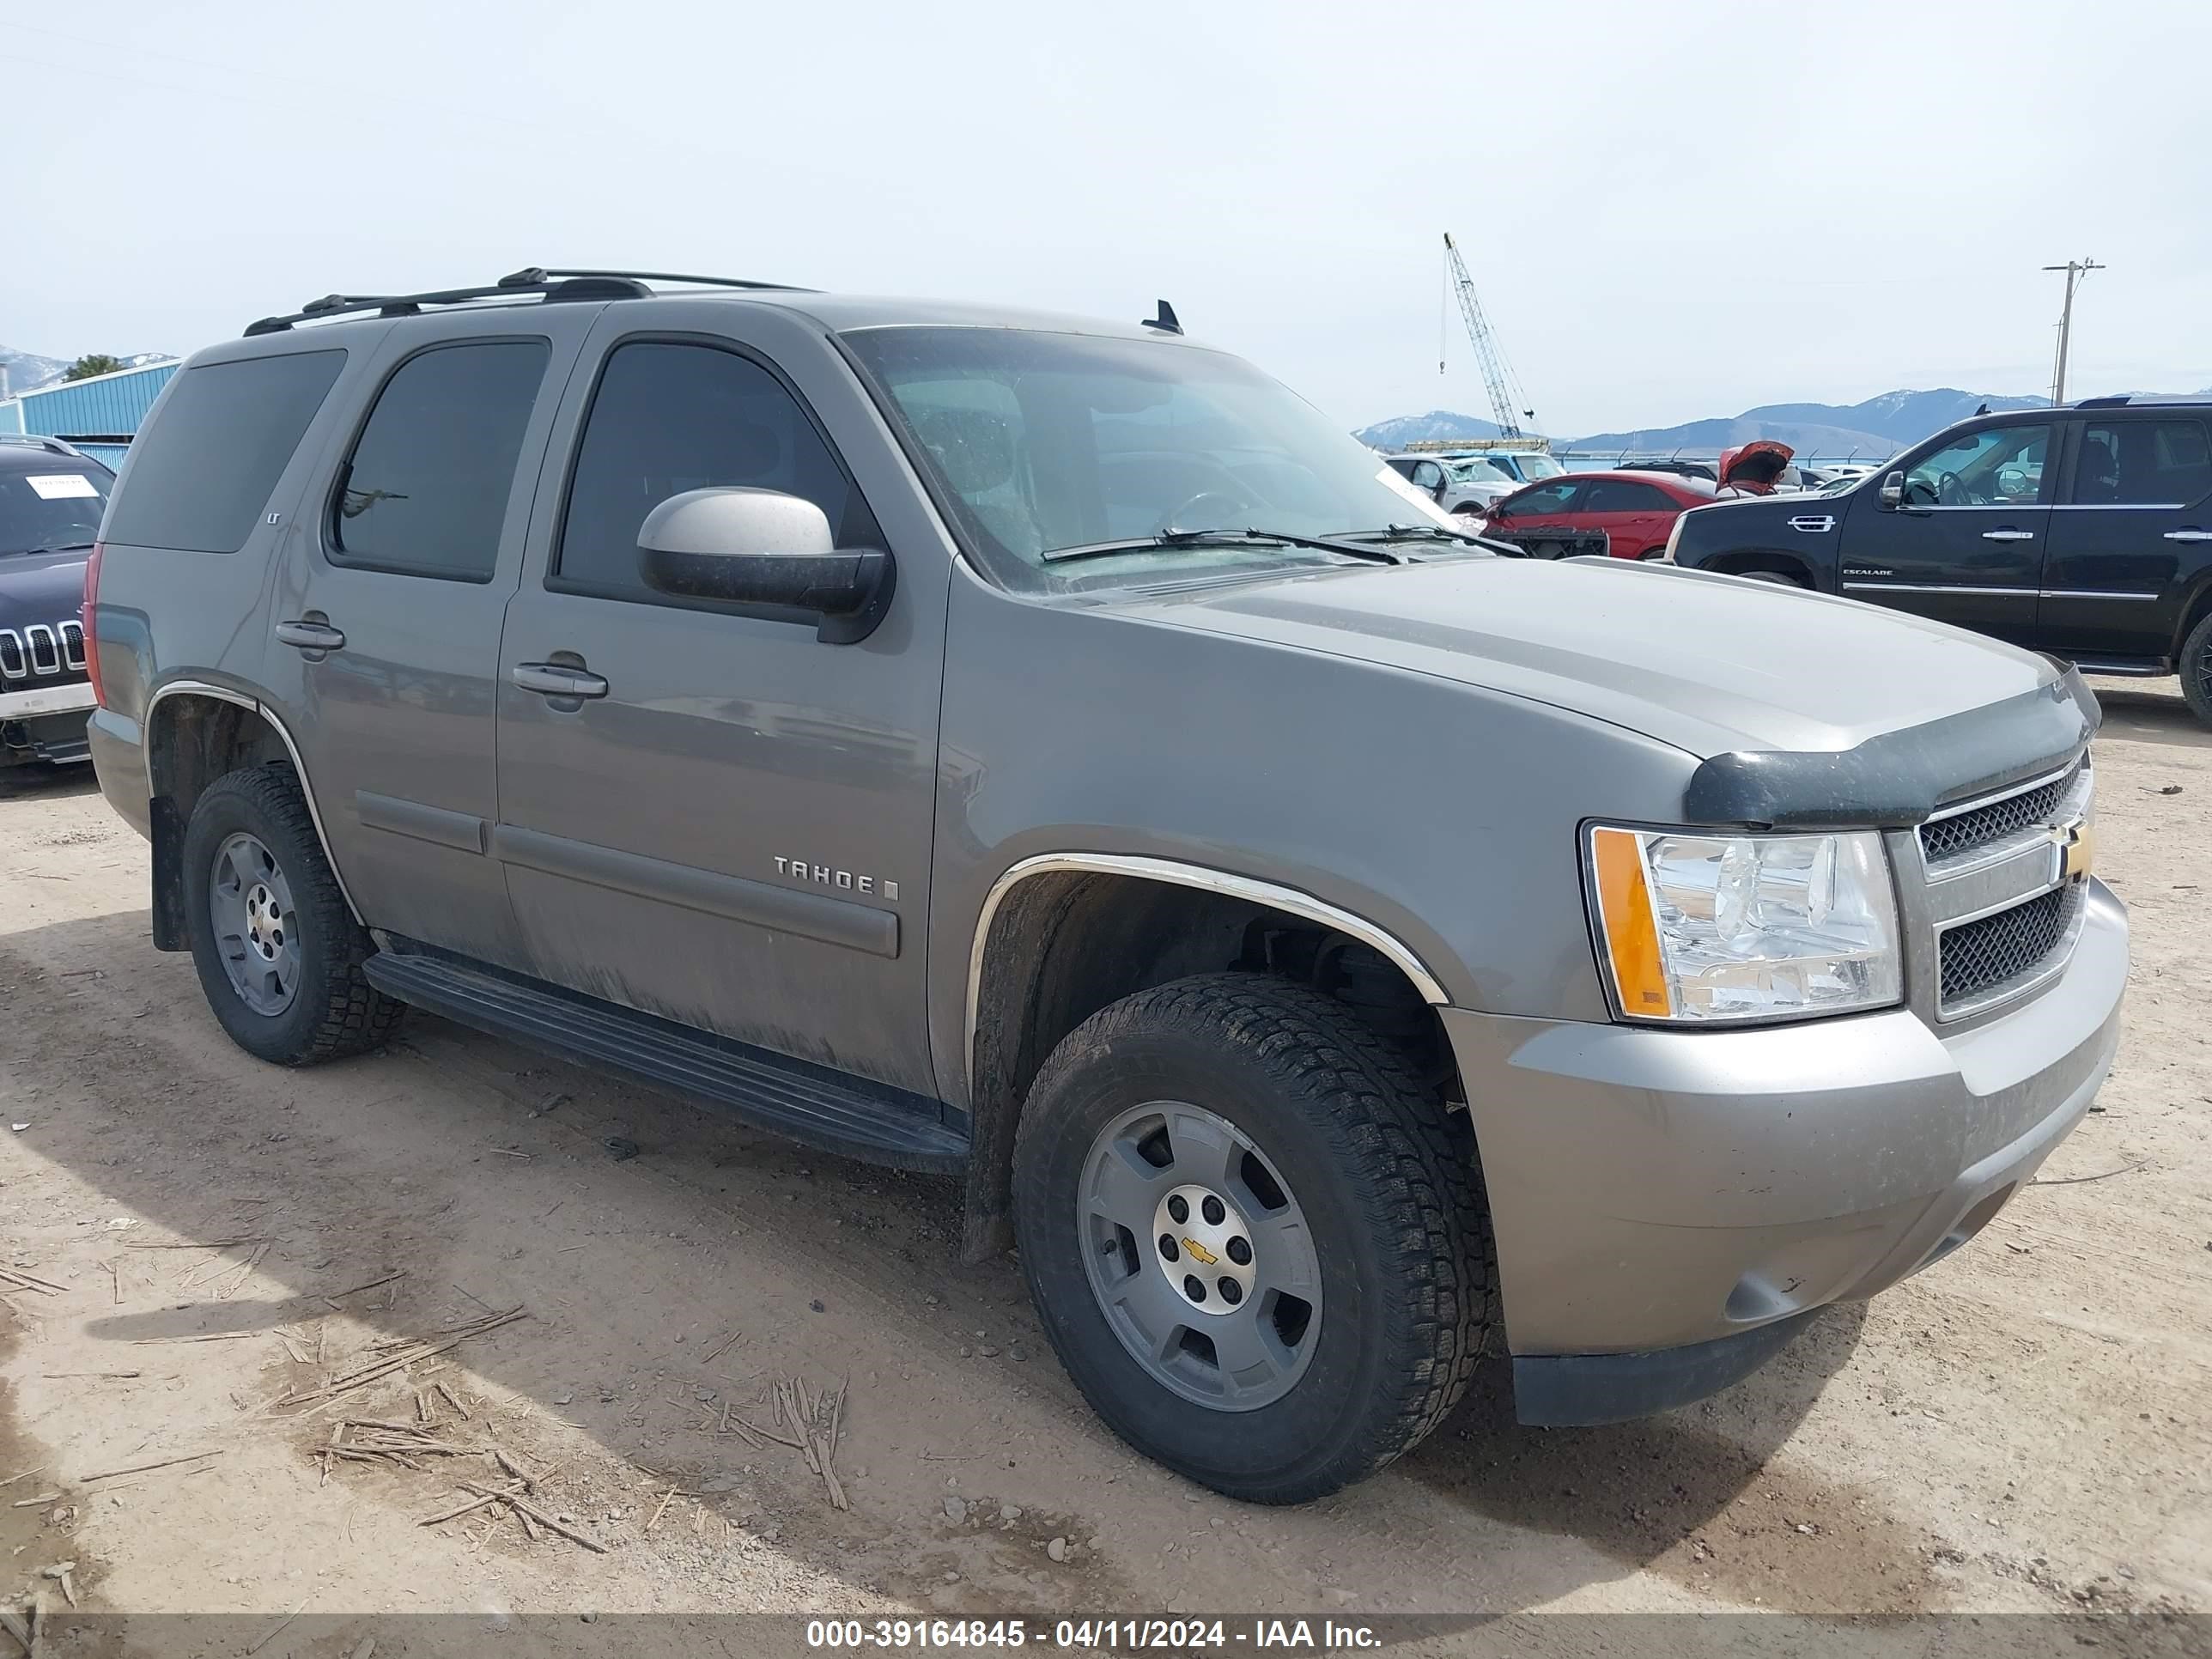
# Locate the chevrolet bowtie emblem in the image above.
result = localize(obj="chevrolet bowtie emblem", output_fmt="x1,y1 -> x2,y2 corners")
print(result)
1182,1237 -> 1219,1267
2061,821 -> 2097,882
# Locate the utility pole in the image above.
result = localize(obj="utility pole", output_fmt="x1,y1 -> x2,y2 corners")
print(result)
2041,258 -> 2104,404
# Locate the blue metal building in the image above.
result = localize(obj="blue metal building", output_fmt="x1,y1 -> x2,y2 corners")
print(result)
0,360 -> 179,471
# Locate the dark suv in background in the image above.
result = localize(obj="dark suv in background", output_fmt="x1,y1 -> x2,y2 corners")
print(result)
1669,398 -> 2212,723
1,436 -> 112,771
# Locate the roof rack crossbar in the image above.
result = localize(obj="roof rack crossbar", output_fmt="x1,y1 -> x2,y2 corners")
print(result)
0,434 -> 88,459
497,265 -> 804,292
244,266 -> 802,337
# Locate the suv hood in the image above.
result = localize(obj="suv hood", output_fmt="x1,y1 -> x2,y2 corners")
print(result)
0,547 -> 92,632
1113,554 -> 2059,764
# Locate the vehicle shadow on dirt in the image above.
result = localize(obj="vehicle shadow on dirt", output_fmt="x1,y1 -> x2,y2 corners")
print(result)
1396,1305 -> 1917,1607
0,764 -> 102,803
2,900 -> 1932,1618
2087,682 -> 2209,751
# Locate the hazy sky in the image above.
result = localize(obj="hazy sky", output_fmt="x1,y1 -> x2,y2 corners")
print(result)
6,2 -> 2208,434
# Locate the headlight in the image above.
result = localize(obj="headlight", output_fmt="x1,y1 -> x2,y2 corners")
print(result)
1585,825 -> 1900,1024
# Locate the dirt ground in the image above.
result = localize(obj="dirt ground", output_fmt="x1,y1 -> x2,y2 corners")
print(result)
1,679 -> 2207,1651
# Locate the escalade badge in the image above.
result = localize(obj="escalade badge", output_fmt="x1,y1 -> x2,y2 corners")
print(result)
1181,1238 -> 1219,1267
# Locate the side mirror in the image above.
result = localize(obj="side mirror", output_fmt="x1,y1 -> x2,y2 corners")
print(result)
1878,471 -> 1905,509
1432,481 -> 1451,503
638,489 -> 894,644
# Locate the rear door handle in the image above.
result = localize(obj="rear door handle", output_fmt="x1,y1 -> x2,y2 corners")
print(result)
1981,529 -> 2036,543
511,662 -> 610,699
274,620 -> 346,651
2164,528 -> 2212,543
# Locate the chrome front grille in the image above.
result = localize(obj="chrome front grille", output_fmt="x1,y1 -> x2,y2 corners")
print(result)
1938,883 -> 2083,1009
1919,754 -> 2094,1019
0,620 -> 88,683
1920,759 -> 2084,866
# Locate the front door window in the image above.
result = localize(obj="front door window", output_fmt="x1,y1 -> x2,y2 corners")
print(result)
1903,424 -> 2052,508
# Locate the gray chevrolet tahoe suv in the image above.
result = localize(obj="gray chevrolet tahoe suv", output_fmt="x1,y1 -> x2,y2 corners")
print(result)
85,267 -> 2127,1503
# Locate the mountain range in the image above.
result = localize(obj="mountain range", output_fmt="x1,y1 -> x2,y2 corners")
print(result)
1357,387 -> 2212,461
0,346 -> 72,398
0,346 -> 173,398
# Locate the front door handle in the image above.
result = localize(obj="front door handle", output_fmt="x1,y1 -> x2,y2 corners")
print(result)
1981,529 -> 2036,543
2164,528 -> 2212,543
275,620 -> 346,651
512,662 -> 610,699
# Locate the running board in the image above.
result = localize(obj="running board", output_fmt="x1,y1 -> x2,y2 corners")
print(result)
363,949 -> 969,1173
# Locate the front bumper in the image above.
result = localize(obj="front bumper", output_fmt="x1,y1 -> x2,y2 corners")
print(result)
1,682 -> 96,766
1446,878 -> 2125,1419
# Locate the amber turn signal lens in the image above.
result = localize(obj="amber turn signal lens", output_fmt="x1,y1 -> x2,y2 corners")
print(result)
1589,827 -> 1672,1018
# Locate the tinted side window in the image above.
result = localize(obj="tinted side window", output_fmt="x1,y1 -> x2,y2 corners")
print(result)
1584,480 -> 1674,512
331,341 -> 551,581
1505,482 -> 1581,514
1904,423 -> 2051,507
2073,420 -> 2212,507
101,351 -> 345,553
557,342 -> 878,600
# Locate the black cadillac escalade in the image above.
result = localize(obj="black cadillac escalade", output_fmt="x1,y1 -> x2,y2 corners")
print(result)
1668,397 -> 2212,725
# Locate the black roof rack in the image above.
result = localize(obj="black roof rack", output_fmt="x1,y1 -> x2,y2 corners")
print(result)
2075,394 -> 2131,409
0,434 -> 88,459
244,266 -> 810,337
496,266 -> 802,292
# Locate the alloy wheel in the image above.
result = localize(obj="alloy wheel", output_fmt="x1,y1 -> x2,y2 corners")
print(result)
209,831 -> 301,1018
1077,1101 -> 1322,1411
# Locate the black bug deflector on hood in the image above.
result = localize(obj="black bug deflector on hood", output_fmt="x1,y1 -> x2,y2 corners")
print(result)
1681,666 -> 2100,830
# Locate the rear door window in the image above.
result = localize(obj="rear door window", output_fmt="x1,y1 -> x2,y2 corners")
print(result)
2072,420 -> 2212,507
1503,481 -> 1583,515
0,462 -> 112,556
329,341 -> 552,581
100,351 -> 346,552
1582,479 -> 1675,513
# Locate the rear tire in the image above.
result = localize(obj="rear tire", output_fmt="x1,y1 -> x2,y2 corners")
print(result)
2180,612 -> 2212,729
181,765 -> 404,1065
1012,973 -> 1493,1503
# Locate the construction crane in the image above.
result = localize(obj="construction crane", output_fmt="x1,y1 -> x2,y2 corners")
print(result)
1440,232 -> 1539,441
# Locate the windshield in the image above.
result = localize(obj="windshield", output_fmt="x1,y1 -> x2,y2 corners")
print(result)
1513,453 -> 1565,479
0,461 -> 112,557
1445,459 -> 1509,483
842,327 -> 1461,589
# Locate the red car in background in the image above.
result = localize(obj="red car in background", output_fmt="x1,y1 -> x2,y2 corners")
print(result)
1478,468 -> 1723,560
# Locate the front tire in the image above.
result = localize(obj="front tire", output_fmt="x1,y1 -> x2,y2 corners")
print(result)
1738,568 -> 1806,586
1012,974 -> 1492,1503
2180,611 -> 2212,728
181,765 -> 404,1065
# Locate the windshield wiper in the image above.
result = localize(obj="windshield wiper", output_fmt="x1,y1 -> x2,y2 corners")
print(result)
0,541 -> 96,557
1042,527 -> 1401,567
1336,522 -> 1490,547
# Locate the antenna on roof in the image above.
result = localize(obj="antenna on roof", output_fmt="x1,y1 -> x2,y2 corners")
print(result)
1142,300 -> 1182,336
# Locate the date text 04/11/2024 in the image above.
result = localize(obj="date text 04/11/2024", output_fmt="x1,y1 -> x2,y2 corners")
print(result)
803,1618 -> 1384,1650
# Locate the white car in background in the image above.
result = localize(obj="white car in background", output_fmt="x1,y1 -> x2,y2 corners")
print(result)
1382,453 -> 1518,514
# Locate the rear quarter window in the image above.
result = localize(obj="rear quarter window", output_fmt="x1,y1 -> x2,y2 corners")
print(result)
101,350 -> 346,553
